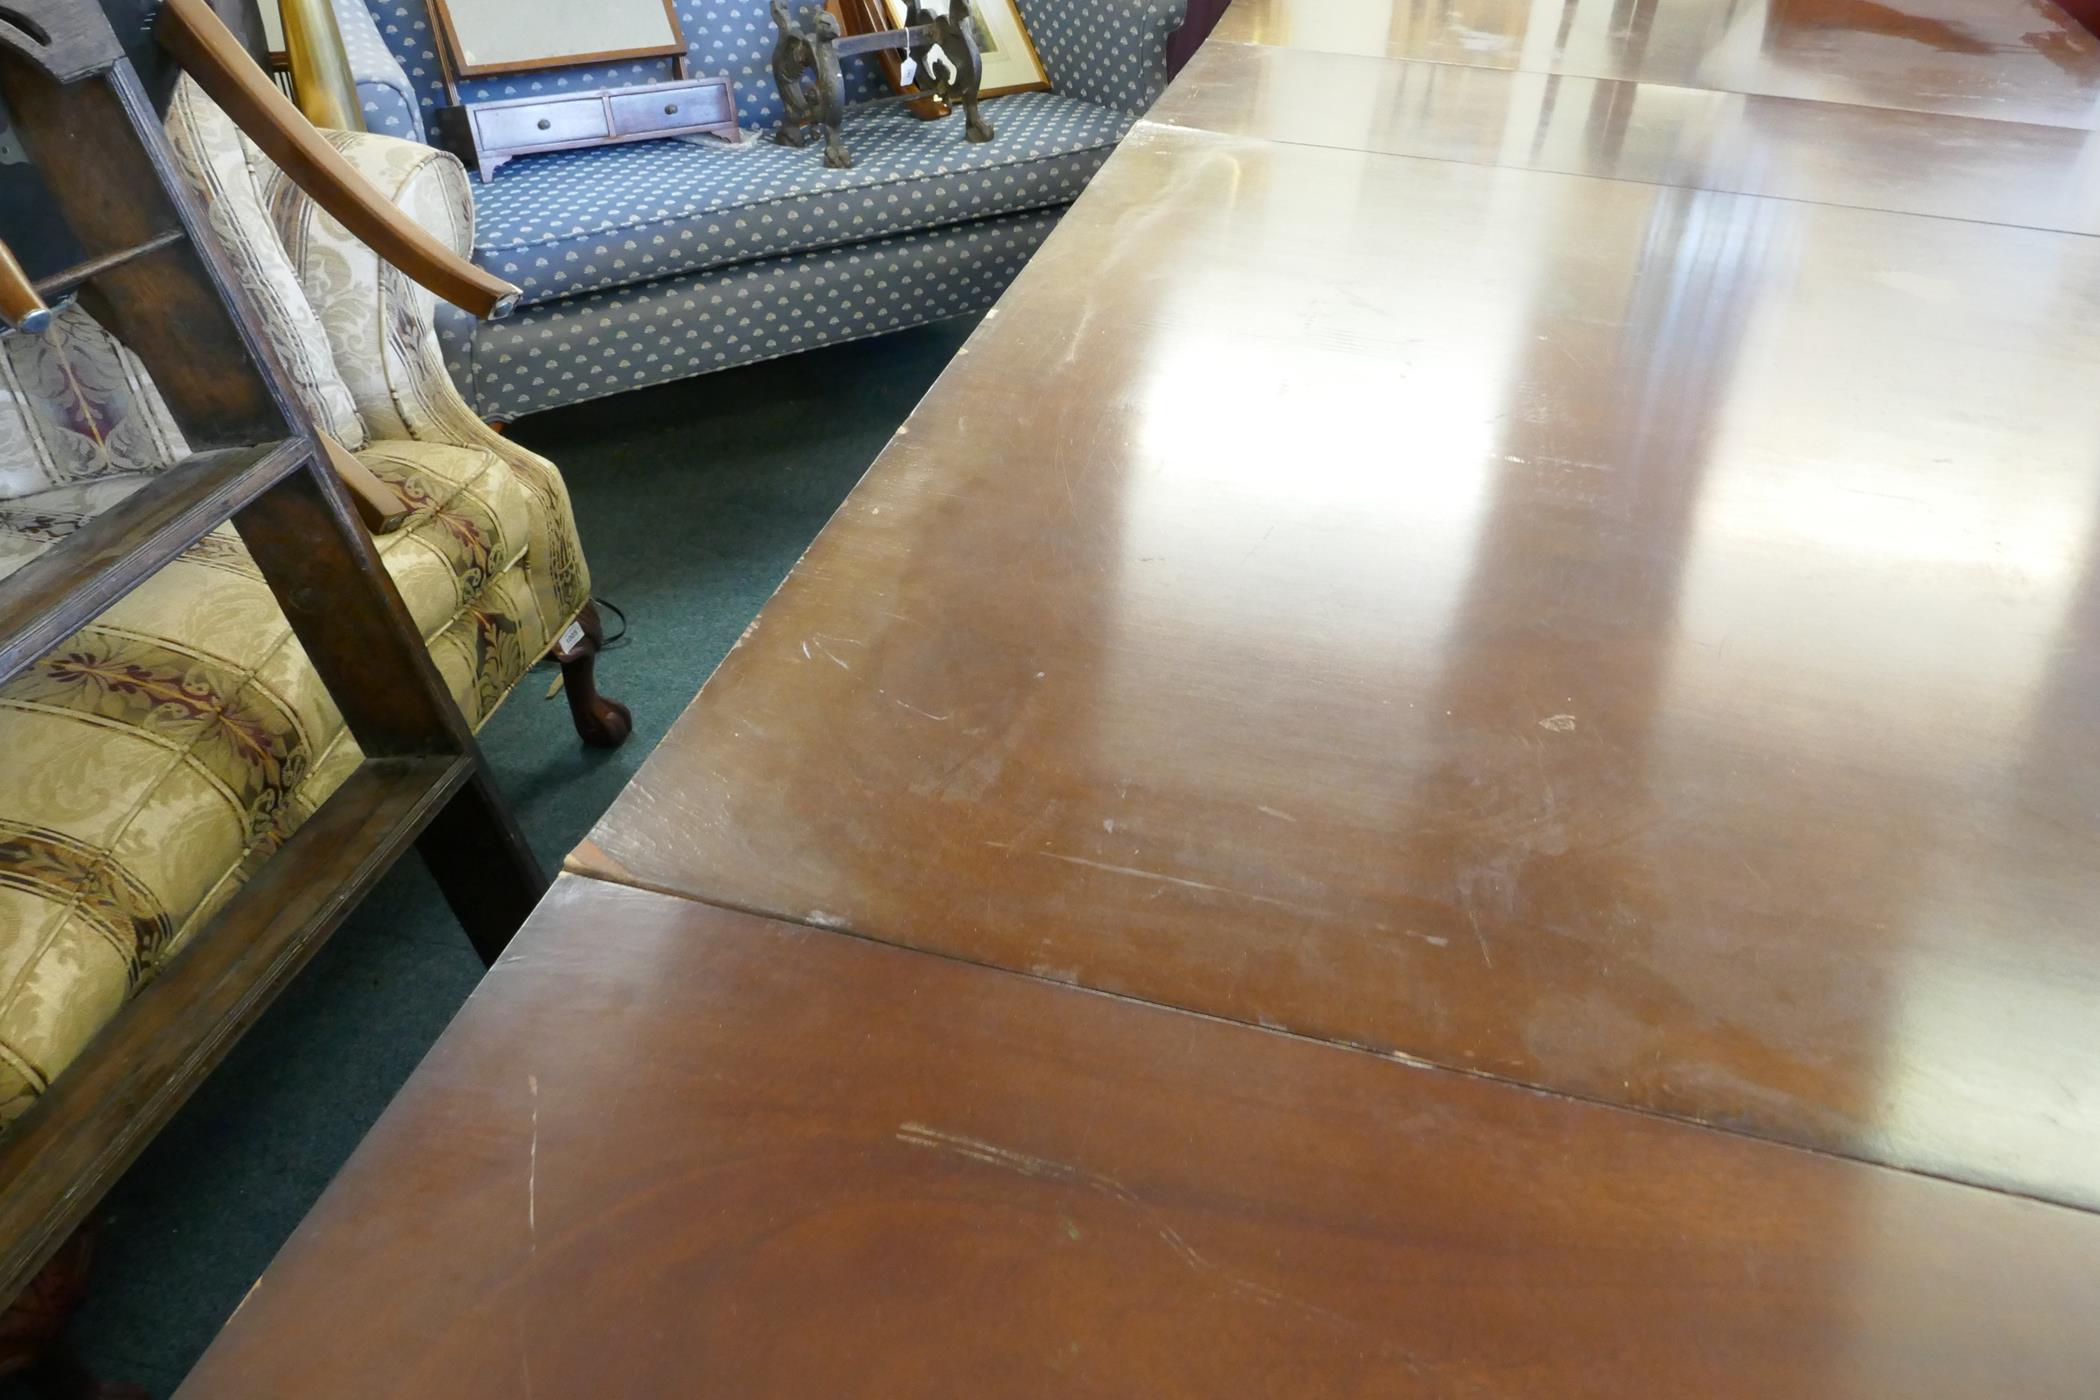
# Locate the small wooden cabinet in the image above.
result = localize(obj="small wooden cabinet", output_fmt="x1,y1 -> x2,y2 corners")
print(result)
433,76 -> 740,181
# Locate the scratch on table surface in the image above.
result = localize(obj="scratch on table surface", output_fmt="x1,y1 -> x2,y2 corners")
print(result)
896,1123 -> 1405,1356
1255,805 -> 1297,823
897,1123 -> 1133,1196
1031,850 -> 1319,915
526,1073 -> 540,1250
1463,905 -> 1494,969
884,692 -> 953,721
809,636 -> 852,670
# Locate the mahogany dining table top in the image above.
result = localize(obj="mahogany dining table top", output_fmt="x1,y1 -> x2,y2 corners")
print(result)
177,877 -> 2100,1399
573,0 -> 2100,1211
177,0 -> 2100,1391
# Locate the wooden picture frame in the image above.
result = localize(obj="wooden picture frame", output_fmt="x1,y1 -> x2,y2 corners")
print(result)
429,0 -> 686,79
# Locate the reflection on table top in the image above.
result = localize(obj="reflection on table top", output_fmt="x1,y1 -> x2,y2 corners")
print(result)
1213,0 -> 2100,128
577,118 -> 2100,1208
1153,40 -> 2100,232
179,879 -> 2100,1400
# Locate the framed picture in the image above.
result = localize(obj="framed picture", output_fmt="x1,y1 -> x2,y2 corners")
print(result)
430,0 -> 686,78
882,0 -> 1050,97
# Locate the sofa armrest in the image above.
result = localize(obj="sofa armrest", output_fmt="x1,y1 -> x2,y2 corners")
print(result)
1027,0 -> 1188,115
330,0 -> 427,142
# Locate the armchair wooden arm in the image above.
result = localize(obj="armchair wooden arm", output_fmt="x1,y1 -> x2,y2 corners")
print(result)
0,238 -> 54,334
155,0 -> 520,320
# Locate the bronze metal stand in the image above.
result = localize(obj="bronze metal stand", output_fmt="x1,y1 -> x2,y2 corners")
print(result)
768,0 -> 992,168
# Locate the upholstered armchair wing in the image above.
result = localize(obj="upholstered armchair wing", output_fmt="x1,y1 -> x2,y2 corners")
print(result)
276,124 -> 594,654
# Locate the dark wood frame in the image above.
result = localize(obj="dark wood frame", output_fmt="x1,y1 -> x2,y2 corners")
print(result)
0,0 -> 576,1385
429,0 -> 687,78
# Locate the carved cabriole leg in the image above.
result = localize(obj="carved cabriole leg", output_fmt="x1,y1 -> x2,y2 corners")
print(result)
551,602 -> 633,750
961,93 -> 992,143
822,124 -> 853,168
0,1230 -> 147,1400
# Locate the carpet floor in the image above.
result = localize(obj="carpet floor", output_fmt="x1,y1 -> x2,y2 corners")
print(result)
27,315 -> 977,1398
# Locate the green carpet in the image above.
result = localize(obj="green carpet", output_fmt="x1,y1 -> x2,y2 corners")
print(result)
28,315 -> 978,1398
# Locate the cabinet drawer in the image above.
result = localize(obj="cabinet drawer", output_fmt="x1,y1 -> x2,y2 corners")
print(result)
475,98 -> 609,151
608,84 -> 733,137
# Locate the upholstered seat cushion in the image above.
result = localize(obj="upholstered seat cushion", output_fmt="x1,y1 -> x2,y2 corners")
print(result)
471,91 -> 1130,308
0,437 -> 578,1124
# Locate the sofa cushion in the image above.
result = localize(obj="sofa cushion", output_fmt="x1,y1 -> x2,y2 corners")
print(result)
471,91 -> 1129,308
358,438 -> 533,642
442,204 -> 1062,421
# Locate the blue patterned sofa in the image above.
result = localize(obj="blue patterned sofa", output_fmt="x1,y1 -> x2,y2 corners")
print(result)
334,0 -> 1186,420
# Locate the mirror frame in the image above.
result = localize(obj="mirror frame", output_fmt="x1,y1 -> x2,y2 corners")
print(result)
429,0 -> 686,78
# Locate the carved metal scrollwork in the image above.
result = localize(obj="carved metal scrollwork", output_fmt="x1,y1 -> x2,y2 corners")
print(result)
768,0 -> 993,169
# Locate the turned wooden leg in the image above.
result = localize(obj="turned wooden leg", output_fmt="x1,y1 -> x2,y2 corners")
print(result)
551,602 -> 632,749
0,1230 -> 148,1400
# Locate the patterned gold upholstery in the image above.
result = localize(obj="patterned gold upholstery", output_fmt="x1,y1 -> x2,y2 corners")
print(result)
0,84 -> 592,1127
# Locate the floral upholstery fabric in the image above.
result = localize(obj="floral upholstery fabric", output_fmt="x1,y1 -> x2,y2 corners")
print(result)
166,81 -> 368,450
472,91 -> 1126,309
0,303 -> 185,503
0,303 -> 187,580
343,0 -> 1175,419
281,128 -> 591,631
442,205 -> 1059,419
0,90 -> 591,1128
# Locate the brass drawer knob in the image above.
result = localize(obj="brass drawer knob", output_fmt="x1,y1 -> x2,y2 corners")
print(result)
536,117 -> 552,130
664,103 -> 679,115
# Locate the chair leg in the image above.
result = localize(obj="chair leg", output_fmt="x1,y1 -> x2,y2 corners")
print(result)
552,601 -> 632,749
0,1230 -> 148,1400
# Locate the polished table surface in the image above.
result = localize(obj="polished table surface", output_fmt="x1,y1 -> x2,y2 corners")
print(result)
173,1 -> 2100,1390
1151,40 -> 2100,232
1213,0 -> 2100,127
178,878 -> 2100,1398
575,1 -> 2100,1211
